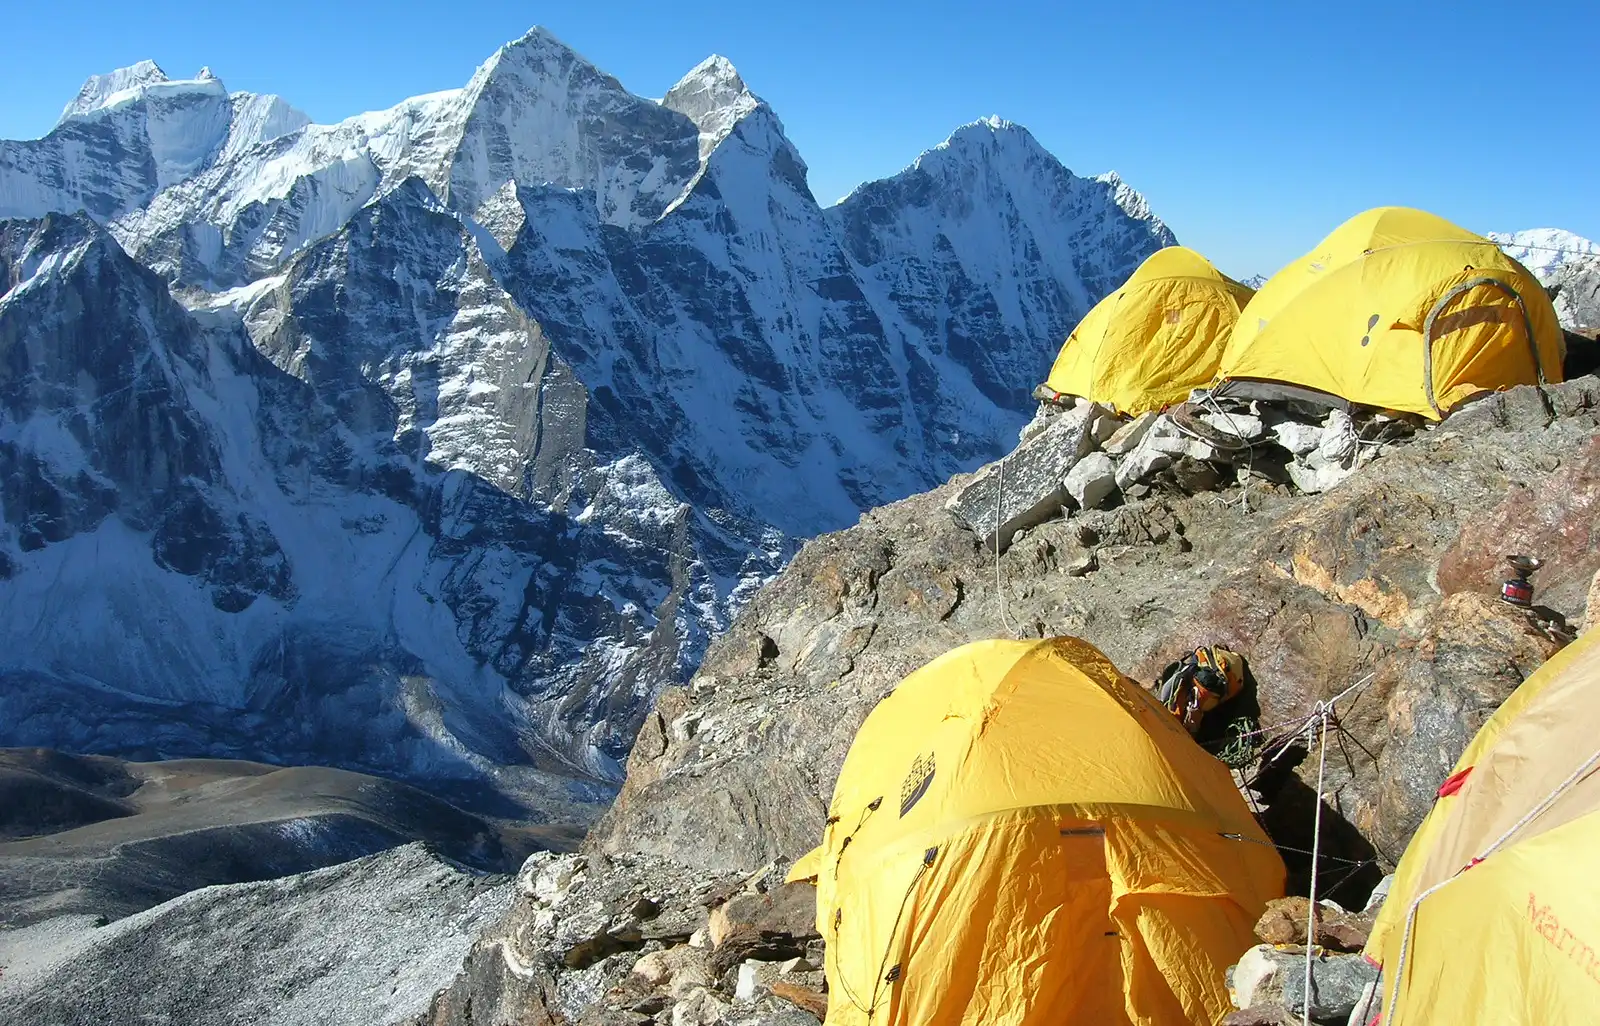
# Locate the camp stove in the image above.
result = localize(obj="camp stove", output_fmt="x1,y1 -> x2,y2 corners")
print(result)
1500,555 -> 1543,607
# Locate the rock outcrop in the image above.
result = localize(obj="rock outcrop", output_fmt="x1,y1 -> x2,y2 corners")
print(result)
422,378 -> 1600,1024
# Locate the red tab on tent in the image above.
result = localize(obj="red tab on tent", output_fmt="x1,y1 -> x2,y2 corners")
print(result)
1437,767 -> 1473,798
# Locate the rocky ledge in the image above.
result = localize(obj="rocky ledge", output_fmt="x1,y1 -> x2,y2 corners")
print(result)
421,377 -> 1600,1025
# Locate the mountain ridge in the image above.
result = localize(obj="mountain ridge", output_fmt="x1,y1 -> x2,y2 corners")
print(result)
0,27 -> 1172,825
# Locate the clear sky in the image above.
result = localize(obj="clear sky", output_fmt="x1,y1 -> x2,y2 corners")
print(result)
3,1 -> 1595,277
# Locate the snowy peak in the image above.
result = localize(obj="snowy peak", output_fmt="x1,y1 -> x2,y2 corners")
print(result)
57,60 -> 170,125
1491,228 -> 1600,335
441,26 -> 701,224
838,114 -> 1168,244
663,55 -> 760,160
220,90 -> 313,162
922,116 -> 1045,167
6,62 -> 311,229
1093,170 -> 1157,224
666,55 -> 749,113
1489,228 -> 1600,283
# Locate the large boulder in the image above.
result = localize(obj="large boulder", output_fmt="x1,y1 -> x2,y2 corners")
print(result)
1550,255 -> 1600,335
945,405 -> 1095,551
1065,451 -> 1118,510
707,882 -> 818,974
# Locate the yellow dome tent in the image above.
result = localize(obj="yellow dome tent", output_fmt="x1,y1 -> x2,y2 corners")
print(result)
1366,627 -> 1600,1024
805,637 -> 1284,1026
1214,207 -> 1564,419
1042,246 -> 1255,416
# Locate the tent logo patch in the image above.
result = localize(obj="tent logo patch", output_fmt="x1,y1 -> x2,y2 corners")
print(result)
899,752 -> 935,817
1527,892 -> 1600,984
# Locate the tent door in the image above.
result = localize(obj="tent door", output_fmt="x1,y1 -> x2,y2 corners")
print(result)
1422,276 -> 1542,416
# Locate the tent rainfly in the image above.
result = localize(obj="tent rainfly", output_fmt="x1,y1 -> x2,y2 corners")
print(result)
1367,626 -> 1600,1024
803,636 -> 1284,1025
1214,206 -> 1564,419
1043,246 -> 1254,416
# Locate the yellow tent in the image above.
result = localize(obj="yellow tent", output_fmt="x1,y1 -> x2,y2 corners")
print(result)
1043,246 -> 1255,416
785,845 -> 822,884
1366,627 -> 1600,1024
1214,207 -> 1564,419
810,637 -> 1284,1026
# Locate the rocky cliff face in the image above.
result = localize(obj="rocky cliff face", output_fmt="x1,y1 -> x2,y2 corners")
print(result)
0,28 -> 1173,801
0,213 -> 713,816
1549,255 -> 1600,335
419,376 -> 1600,1024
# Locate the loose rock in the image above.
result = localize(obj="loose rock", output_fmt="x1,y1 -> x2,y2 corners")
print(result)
769,982 -> 828,1021
1318,409 -> 1360,463
1200,409 -> 1267,441
1103,411 -> 1161,455
1231,945 -> 1379,1024
1115,434 -> 1176,490
945,406 -> 1094,551
1269,419 -> 1323,455
672,986 -> 728,1026
1065,451 -> 1118,510
1253,896 -> 1374,953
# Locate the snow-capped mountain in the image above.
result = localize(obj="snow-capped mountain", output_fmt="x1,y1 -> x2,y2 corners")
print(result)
1492,228 -> 1600,335
0,213 -> 745,815
1490,228 -> 1599,283
1,63 -> 309,226
0,28 -> 1171,805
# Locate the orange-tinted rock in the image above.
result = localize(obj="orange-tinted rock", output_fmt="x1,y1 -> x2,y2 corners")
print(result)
771,981 -> 828,1019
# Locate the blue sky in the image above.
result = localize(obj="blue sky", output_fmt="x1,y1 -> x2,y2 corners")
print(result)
2,1 -> 1594,277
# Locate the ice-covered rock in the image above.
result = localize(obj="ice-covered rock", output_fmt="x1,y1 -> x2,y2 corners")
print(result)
0,213 -> 733,806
